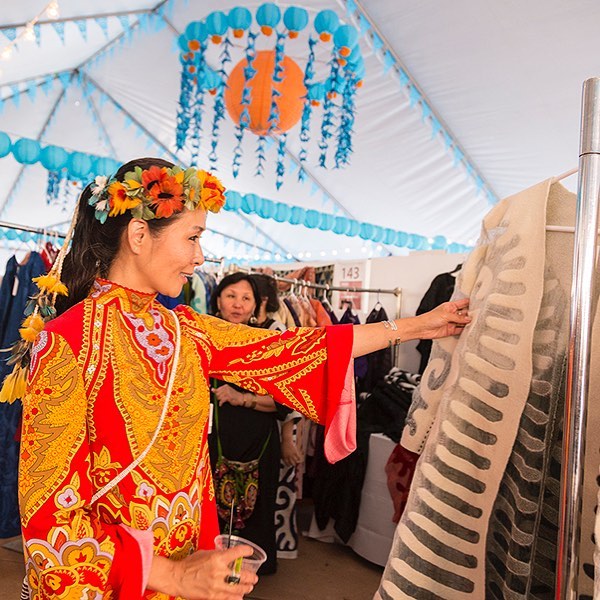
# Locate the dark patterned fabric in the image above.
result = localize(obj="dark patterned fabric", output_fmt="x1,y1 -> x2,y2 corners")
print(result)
0,251 -> 46,538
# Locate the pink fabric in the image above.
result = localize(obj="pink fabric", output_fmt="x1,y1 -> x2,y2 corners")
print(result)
120,524 -> 154,594
324,360 -> 356,463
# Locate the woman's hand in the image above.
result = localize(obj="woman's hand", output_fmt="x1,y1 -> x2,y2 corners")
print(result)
281,436 -> 303,467
352,297 -> 471,358
212,385 -> 245,407
149,547 -> 258,599
412,298 -> 471,340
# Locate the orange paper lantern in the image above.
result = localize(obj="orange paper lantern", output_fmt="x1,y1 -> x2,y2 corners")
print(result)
224,50 -> 307,136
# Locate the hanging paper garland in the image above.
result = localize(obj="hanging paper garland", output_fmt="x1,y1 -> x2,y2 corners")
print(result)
175,4 -> 365,187
0,132 -> 471,254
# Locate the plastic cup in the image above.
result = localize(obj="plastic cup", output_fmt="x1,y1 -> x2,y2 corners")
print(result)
214,534 -> 267,575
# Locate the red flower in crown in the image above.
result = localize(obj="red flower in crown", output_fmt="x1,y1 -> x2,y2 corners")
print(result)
142,166 -> 185,218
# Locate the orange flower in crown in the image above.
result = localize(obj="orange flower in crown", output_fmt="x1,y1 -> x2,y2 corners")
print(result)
88,165 -> 226,222
198,169 -> 226,213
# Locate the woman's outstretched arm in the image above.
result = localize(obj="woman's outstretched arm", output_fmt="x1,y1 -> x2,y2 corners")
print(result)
352,298 -> 470,358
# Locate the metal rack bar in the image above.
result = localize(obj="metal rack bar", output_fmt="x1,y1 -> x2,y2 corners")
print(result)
231,266 -> 401,297
0,218 -> 224,263
556,77 -> 600,599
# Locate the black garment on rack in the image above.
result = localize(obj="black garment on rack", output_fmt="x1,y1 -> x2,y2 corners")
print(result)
415,271 -> 458,374
0,251 -> 46,538
359,304 -> 392,395
311,368 -> 420,543
340,306 -> 367,379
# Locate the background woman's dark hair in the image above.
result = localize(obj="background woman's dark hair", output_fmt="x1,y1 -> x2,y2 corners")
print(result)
210,272 -> 261,318
56,157 -> 175,315
250,273 -> 280,313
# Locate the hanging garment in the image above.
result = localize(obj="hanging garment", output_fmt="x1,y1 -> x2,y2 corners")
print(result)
282,297 -> 301,327
376,181 -> 590,599
19,279 -> 356,598
269,300 -> 297,330
415,271 -> 458,374
340,307 -> 368,380
0,251 -> 46,538
310,297 -> 333,327
189,271 -> 208,314
361,304 -> 392,395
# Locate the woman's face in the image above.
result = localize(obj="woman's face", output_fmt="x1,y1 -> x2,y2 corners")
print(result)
217,280 -> 257,324
134,209 -> 206,297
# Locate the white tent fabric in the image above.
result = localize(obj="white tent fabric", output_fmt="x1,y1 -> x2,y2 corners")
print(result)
0,0 -> 598,263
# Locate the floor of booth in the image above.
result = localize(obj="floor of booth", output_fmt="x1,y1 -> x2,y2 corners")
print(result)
0,502 -> 384,599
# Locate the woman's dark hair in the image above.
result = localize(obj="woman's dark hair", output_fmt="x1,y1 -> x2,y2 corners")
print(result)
56,157 -> 176,315
250,273 -> 280,313
210,272 -> 261,318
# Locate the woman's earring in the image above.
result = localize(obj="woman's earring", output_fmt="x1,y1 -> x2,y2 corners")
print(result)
249,316 -> 258,325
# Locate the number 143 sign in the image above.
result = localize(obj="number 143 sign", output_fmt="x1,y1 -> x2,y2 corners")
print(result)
333,261 -> 367,311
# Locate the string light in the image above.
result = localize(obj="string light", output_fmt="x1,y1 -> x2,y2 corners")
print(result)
23,24 -> 36,42
46,1 -> 60,20
0,2 -> 60,63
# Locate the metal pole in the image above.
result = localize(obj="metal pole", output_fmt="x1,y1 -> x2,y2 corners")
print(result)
556,77 -> 600,599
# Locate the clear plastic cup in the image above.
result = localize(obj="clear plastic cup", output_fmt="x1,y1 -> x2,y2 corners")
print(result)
214,534 -> 267,575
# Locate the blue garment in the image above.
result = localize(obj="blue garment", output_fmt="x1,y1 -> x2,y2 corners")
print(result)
0,251 -> 46,537
156,293 -> 182,309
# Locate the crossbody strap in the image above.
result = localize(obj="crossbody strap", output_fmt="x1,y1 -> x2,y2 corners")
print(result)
91,310 -> 181,504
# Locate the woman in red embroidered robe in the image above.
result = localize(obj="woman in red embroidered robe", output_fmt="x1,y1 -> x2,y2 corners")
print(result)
19,158 -> 470,600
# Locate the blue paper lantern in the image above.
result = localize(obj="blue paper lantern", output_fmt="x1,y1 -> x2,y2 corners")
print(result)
242,193 -> 258,214
432,235 -> 447,250
370,225 -> 384,242
202,68 -> 222,92
256,3 -> 281,35
228,7 -> 252,37
40,145 -> 69,171
274,202 -> 291,223
93,157 -> 119,178
283,7 -> 308,38
225,190 -> 242,211
359,223 -> 373,240
257,198 -> 275,219
304,209 -> 320,229
314,9 -> 340,41
318,213 -> 334,231
307,83 -> 326,106
206,11 -> 228,42
333,24 -> 359,57
68,152 -> 93,180
383,228 -> 396,245
12,138 -> 41,165
395,231 -> 409,247
333,216 -> 350,235
289,207 -> 305,225
347,220 -> 360,237
0,132 -> 11,158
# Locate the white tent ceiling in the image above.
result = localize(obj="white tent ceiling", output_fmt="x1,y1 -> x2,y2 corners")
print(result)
0,0 -> 598,264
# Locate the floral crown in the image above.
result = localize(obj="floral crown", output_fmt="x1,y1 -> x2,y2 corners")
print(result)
88,164 -> 226,223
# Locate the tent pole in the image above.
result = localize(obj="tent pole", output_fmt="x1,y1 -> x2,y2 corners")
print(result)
556,77 -> 600,599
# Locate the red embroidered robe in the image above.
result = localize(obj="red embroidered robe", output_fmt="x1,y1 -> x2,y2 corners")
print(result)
19,280 -> 354,599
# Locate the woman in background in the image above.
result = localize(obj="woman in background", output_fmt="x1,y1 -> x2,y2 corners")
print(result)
209,272 -> 292,575
251,273 -> 304,560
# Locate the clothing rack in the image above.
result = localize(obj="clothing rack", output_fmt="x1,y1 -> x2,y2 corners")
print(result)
557,77 -> 600,599
231,265 -> 403,320
0,219 -> 224,264
0,219 -> 66,240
